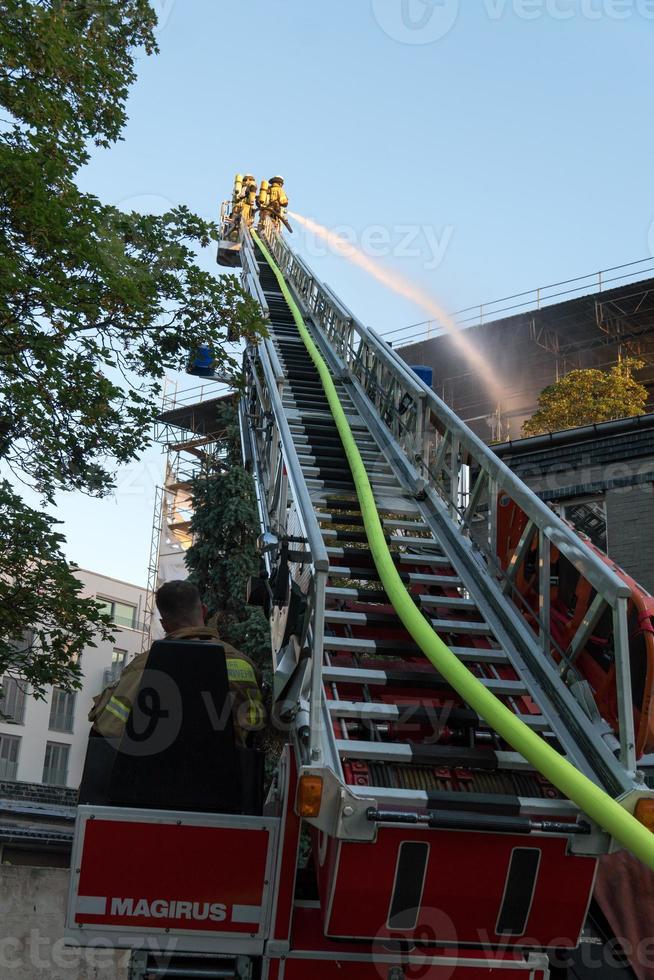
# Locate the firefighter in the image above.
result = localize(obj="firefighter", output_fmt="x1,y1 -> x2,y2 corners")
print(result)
266,175 -> 288,231
256,179 -> 270,230
89,580 -> 265,746
240,174 -> 257,227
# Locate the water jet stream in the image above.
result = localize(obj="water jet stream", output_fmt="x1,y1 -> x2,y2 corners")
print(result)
289,211 -> 505,405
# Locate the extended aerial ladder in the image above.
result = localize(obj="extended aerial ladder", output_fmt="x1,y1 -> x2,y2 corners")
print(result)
66,185 -> 654,980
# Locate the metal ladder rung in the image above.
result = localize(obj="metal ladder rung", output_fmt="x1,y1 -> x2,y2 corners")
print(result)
327,575 -> 477,611
304,467 -> 396,483
430,618 -> 493,635
322,636 -> 506,662
324,609 -> 478,627
321,529 -> 430,543
327,567 -> 455,584
326,548 -> 451,566
325,671 -> 526,696
299,452 -> 383,466
288,414 -> 365,428
334,737 -> 531,771
325,581 -> 463,600
316,514 -> 430,532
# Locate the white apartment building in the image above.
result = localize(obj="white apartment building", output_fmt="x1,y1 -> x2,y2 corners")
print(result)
0,568 -> 147,790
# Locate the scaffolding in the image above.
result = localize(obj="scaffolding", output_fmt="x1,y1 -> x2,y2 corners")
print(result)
140,377 -> 235,645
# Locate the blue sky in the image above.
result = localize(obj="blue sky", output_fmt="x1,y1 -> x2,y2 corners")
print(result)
48,0 -> 654,586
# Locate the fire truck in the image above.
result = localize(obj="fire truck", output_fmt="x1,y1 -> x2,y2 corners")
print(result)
66,180 -> 654,980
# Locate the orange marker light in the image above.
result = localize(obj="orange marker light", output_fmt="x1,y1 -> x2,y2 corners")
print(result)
297,775 -> 323,818
635,799 -> 654,832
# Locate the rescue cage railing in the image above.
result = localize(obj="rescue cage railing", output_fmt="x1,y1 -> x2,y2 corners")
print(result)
239,231 -> 329,767
262,227 -> 639,785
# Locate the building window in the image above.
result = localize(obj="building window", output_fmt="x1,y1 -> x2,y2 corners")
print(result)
560,498 -> 608,552
0,677 -> 27,725
103,649 -> 128,687
0,734 -> 21,780
96,597 -> 137,630
49,688 -> 76,733
42,742 -> 70,786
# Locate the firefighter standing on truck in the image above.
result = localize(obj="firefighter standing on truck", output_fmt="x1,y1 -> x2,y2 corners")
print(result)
89,580 -> 264,746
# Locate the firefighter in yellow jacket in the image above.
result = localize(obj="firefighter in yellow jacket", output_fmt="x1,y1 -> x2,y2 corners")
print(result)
240,174 -> 257,228
89,580 -> 264,746
266,175 -> 288,231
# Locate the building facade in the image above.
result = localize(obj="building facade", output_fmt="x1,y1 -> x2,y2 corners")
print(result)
0,569 -> 147,791
397,271 -> 654,442
493,413 -> 654,595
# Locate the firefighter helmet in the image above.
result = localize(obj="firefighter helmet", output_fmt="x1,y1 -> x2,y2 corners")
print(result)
270,175 -> 285,186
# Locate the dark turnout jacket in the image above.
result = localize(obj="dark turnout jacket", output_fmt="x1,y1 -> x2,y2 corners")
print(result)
89,626 -> 264,746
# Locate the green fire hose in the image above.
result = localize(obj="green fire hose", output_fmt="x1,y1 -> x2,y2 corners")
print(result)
252,229 -> 654,870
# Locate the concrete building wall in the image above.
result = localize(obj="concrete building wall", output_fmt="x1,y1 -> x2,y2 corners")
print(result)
605,483 -> 654,593
0,866 -> 129,979
0,569 -> 147,790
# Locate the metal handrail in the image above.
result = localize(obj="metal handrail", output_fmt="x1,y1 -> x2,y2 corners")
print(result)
382,256 -> 654,348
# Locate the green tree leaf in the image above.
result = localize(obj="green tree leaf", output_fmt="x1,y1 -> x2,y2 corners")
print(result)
0,1 -> 266,689
522,359 -> 648,437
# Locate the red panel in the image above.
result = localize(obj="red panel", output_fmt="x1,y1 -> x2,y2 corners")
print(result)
282,961 -> 545,980
282,911 -> 546,980
318,827 -> 595,948
75,818 -> 270,934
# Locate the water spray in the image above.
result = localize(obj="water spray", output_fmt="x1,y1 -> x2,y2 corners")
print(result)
289,211 -> 505,404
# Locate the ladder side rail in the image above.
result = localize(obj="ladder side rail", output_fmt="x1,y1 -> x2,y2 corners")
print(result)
265,228 -> 637,775
238,396 -> 275,582
243,336 -> 329,766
